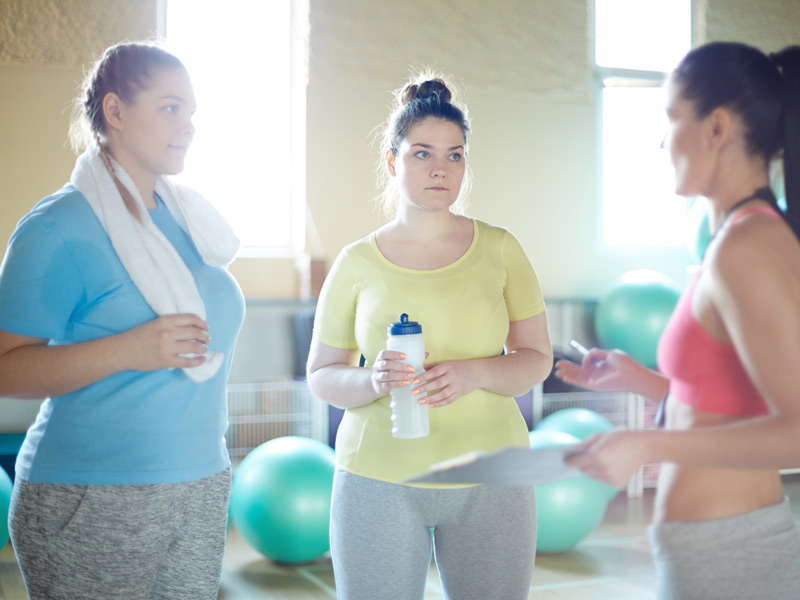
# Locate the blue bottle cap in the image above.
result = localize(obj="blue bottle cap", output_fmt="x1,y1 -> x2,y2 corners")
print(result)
388,313 -> 422,335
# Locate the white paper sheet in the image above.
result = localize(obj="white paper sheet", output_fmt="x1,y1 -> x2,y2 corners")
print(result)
406,446 -> 583,486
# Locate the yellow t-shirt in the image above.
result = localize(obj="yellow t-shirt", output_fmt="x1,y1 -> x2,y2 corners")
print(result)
314,219 -> 546,486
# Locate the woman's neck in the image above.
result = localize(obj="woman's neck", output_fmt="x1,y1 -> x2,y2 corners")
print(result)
392,206 -> 463,240
104,143 -> 158,209
706,157 -> 771,234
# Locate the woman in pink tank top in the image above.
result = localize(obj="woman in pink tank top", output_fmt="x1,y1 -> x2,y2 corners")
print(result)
556,42 -> 800,600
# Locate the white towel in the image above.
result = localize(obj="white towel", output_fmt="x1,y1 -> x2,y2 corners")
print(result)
70,145 -> 240,382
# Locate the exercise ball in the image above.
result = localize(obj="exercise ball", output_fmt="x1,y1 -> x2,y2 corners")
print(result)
0,468 -> 12,548
535,408 -> 614,441
533,411 -> 619,501
595,270 -> 681,368
528,430 -> 610,553
230,436 -> 335,564
685,197 -> 712,263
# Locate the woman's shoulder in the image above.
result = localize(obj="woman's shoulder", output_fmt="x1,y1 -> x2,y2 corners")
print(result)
470,219 -> 523,251
707,210 -> 800,297
23,184 -> 94,224
11,184 -> 98,245
471,218 -> 513,237
335,230 -> 379,259
713,210 -> 797,266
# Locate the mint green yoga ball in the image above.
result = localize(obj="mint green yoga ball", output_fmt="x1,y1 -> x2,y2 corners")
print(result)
535,408 -> 614,441
528,430 -> 611,553
230,436 -> 335,564
534,410 -> 619,501
595,270 -> 681,368
0,468 -> 12,548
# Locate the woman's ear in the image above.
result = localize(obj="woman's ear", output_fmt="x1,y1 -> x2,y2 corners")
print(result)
707,106 -> 733,151
102,92 -> 124,132
385,148 -> 396,177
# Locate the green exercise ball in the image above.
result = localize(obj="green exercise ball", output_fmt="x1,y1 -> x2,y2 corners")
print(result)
535,408 -> 614,441
595,270 -> 681,368
230,436 -> 335,564
534,410 -> 619,501
685,197 -> 712,263
0,468 -> 12,548
528,430 -> 610,553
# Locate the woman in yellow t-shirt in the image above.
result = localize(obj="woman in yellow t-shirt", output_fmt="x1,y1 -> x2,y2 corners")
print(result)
307,74 -> 553,600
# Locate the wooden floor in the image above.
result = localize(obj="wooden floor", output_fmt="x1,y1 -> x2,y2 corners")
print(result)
2,476 -> 800,599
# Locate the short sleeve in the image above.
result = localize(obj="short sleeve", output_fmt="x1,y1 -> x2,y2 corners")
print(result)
0,212 -> 84,339
313,248 -> 360,349
502,230 -> 545,321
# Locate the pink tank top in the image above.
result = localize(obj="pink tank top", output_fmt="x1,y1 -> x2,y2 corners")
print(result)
657,207 -> 781,417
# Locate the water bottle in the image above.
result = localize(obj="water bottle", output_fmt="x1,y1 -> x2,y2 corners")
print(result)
386,313 -> 429,439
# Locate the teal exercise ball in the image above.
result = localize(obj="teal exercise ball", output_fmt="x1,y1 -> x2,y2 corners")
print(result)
0,468 -> 12,548
533,411 -> 619,501
528,430 -> 610,553
595,270 -> 681,368
535,408 -> 614,441
685,197 -> 712,263
230,436 -> 335,564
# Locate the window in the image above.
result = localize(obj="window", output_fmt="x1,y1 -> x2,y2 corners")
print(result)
595,0 -> 692,247
160,0 -> 306,255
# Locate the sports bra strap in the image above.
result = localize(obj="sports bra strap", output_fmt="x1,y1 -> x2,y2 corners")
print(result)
728,206 -> 782,226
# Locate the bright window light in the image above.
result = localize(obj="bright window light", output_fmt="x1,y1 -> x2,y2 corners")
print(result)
595,0 -> 691,248
595,0 -> 692,72
602,87 -> 686,246
163,0 -> 297,253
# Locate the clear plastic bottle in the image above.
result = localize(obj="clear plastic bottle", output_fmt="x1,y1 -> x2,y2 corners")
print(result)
386,313 -> 429,439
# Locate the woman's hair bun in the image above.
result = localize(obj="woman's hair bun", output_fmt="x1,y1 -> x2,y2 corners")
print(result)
400,78 -> 452,105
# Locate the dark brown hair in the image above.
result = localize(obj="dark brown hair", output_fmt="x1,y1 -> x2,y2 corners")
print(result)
673,42 -> 800,233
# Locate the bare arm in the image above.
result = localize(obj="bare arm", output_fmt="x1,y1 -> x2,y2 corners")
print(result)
568,224 -> 800,485
553,349 -> 670,403
413,311 -> 553,407
306,340 -> 410,410
0,314 -> 211,398
644,227 -> 800,470
307,311 -> 553,410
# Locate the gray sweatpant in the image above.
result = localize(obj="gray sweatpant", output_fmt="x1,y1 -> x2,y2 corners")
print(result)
9,468 -> 230,600
330,469 -> 537,600
648,497 -> 800,600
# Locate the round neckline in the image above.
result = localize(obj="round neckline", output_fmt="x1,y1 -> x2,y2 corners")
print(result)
149,193 -> 165,213
370,218 -> 479,273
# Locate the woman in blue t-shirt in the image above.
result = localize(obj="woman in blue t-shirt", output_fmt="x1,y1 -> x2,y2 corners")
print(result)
0,41 -> 244,599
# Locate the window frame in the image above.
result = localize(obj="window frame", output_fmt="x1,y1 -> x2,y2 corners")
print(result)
592,1 -> 693,253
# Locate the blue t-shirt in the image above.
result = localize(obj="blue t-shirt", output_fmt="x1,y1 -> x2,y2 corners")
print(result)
0,184 -> 245,485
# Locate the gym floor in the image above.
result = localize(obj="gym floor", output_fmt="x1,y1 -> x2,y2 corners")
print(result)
2,475 -> 799,600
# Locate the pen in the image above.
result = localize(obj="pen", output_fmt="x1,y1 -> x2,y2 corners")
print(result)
569,339 -> 590,356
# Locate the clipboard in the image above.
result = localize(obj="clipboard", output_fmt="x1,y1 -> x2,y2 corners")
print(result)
406,446 -> 583,486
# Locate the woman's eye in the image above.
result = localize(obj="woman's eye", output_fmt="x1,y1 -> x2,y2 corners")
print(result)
415,150 -> 430,159
165,105 -> 178,113
449,153 -> 462,162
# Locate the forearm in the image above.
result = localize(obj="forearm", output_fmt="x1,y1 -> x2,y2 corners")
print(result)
471,347 -> 553,398
0,336 -> 130,398
628,367 -> 670,403
307,364 -> 381,410
643,415 -> 800,470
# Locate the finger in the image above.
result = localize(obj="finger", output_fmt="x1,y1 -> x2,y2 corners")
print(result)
182,340 -> 208,355
167,313 -> 210,330
176,353 -> 207,368
426,393 -> 455,408
180,326 -> 211,343
377,369 -> 414,387
378,350 -> 409,362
